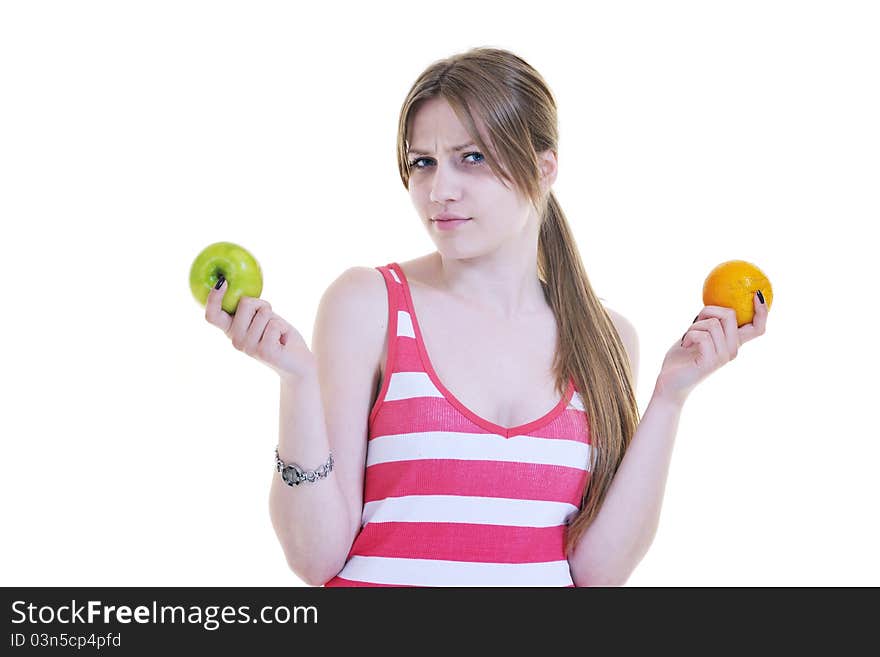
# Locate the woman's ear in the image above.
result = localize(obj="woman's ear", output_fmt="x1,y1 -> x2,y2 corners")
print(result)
538,149 -> 558,192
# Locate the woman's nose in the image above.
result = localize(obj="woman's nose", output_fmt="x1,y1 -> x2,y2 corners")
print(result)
428,160 -> 462,204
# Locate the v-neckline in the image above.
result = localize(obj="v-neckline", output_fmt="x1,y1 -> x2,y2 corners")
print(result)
389,262 -> 575,438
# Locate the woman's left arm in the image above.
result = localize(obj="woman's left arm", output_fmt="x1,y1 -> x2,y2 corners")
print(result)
569,292 -> 770,586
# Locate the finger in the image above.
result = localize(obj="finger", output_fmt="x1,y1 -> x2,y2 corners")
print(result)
204,277 -> 233,333
228,297 -> 269,350
682,329 -> 713,366
706,317 -> 729,362
739,291 -> 768,344
258,318 -> 284,360
242,305 -> 274,354
695,306 -> 739,359
680,313 -> 701,346
689,318 -> 727,363
277,319 -> 294,346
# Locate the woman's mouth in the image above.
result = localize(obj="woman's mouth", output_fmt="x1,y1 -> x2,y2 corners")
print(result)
432,218 -> 471,230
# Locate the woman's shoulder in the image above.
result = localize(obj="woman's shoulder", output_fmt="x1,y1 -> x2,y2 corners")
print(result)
321,251 -> 433,302
319,254 -> 435,315
602,304 -> 639,384
312,265 -> 391,381
603,305 -> 637,338
315,265 -> 391,332
324,264 -> 385,296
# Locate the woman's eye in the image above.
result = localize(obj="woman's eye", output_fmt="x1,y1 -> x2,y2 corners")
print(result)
408,152 -> 485,170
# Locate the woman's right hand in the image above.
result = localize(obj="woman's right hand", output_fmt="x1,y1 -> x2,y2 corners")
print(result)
204,278 -> 317,380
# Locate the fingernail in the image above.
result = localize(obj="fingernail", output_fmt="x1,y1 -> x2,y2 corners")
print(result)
215,275 -> 226,290
757,290 -> 765,304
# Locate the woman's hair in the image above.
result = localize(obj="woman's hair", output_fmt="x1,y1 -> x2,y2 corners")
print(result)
395,46 -> 641,556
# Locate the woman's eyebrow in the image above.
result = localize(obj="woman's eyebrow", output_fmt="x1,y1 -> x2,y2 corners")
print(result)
406,142 -> 477,155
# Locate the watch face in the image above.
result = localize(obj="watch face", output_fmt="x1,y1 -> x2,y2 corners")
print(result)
281,465 -> 303,486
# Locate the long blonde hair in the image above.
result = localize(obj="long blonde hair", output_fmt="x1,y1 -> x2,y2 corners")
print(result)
395,47 -> 641,555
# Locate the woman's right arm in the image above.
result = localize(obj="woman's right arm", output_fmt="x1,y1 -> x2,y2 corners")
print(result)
269,369 -> 354,585
204,267 -> 386,585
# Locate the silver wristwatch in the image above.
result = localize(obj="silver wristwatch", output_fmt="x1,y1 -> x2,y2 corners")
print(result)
274,448 -> 334,486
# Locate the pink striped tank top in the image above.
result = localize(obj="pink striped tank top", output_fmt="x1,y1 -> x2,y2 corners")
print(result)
324,262 -> 591,587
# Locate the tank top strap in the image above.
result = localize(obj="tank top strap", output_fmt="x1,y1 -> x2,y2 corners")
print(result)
374,262 -> 410,319
373,262 -> 426,377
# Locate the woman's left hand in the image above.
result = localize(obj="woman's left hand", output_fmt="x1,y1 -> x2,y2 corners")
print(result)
653,291 -> 769,407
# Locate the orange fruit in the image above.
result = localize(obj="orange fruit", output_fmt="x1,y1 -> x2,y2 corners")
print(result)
702,260 -> 773,327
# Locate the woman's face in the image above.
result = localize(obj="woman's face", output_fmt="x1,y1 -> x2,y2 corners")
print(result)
406,97 -> 543,259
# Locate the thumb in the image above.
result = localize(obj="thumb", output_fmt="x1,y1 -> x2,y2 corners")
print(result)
205,275 -> 233,332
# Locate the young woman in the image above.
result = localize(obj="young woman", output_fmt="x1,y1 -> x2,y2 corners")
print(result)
204,47 -> 769,586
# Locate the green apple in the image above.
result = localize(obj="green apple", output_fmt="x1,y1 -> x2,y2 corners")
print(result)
189,241 -> 263,314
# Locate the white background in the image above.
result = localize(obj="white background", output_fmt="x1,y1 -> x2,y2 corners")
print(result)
2,1 -> 878,587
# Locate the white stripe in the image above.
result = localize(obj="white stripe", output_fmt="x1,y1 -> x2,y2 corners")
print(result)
337,555 -> 573,587
389,268 -> 401,284
361,495 -> 578,528
366,431 -> 591,470
568,391 -> 586,411
396,310 -> 415,338
384,371 -> 443,402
